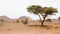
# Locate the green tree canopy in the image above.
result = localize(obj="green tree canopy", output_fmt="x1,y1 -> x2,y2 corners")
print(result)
27,5 -> 42,15
42,7 -> 58,15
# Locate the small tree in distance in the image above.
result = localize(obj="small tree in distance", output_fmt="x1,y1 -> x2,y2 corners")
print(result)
27,5 -> 58,27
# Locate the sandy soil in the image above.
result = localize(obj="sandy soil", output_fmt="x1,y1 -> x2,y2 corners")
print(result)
0,21 -> 60,34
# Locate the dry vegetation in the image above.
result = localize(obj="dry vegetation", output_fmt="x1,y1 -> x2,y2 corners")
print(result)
0,19 -> 60,34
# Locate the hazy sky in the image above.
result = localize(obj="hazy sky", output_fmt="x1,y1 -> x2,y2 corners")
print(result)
0,0 -> 60,20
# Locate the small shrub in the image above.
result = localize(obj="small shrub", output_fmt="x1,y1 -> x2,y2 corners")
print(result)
46,19 -> 52,22
21,18 -> 28,24
58,17 -> 60,20
16,20 -> 20,23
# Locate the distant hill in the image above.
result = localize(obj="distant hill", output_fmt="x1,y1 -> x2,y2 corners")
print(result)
18,16 -> 33,21
0,16 -> 11,22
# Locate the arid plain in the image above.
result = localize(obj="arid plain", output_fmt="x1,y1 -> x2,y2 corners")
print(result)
0,16 -> 60,34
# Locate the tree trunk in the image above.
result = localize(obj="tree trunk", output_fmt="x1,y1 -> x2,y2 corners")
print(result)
41,14 -> 47,26
38,14 -> 41,22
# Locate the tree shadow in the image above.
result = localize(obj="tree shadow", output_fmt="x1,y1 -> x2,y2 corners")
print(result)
28,25 -> 52,29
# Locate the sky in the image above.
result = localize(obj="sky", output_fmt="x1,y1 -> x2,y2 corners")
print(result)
0,0 -> 60,20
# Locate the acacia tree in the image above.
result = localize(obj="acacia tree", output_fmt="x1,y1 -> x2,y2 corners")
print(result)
27,5 -> 58,26
27,5 -> 42,21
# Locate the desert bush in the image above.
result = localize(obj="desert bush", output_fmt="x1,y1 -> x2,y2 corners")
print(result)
16,20 -> 20,23
46,19 -> 52,22
58,17 -> 60,20
21,18 -> 28,24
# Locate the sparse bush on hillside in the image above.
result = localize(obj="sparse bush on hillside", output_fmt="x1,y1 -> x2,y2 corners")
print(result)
16,20 -> 20,23
46,19 -> 52,22
21,18 -> 28,24
58,17 -> 60,20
